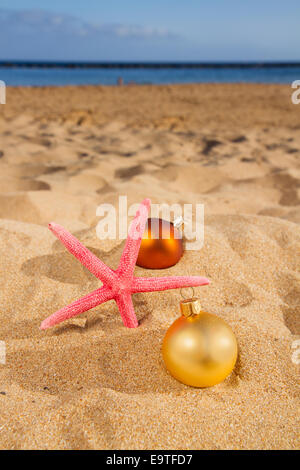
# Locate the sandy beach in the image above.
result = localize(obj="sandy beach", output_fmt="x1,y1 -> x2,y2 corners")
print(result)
0,83 -> 299,449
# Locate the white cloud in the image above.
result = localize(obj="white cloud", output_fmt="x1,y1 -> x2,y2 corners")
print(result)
110,24 -> 171,39
0,8 -> 183,60
0,8 -> 177,40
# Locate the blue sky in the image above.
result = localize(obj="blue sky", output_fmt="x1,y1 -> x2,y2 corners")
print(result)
0,1 -> 299,61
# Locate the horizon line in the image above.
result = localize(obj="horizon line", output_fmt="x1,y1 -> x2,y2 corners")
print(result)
1,60 -> 300,69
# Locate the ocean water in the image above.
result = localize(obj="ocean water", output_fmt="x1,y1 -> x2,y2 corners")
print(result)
0,65 -> 300,86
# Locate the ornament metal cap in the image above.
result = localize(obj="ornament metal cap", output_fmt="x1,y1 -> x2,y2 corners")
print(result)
180,298 -> 202,317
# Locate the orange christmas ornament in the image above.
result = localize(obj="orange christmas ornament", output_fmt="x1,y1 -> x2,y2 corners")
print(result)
136,217 -> 184,269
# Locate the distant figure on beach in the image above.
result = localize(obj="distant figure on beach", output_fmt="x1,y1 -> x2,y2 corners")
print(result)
117,77 -> 124,86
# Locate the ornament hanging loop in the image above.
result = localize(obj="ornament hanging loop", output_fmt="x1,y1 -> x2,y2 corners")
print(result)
180,287 -> 201,317
180,286 -> 195,300
173,216 -> 184,230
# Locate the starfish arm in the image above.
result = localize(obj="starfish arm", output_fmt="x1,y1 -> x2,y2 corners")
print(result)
117,198 -> 150,278
40,286 -> 113,330
115,292 -> 138,328
132,276 -> 210,293
48,222 -> 116,285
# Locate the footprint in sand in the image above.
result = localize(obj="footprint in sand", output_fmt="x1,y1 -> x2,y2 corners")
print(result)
21,251 -> 99,285
8,328 -> 182,395
115,164 -> 144,180
273,271 -> 300,334
0,177 -> 50,193
231,136 -> 247,143
43,165 -> 66,174
282,284 -> 300,335
202,139 -> 222,156
222,280 -> 253,307
281,306 -> 300,335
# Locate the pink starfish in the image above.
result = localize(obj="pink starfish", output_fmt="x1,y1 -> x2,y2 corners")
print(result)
40,198 -> 209,330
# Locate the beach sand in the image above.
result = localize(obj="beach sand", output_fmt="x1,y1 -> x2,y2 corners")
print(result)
0,83 -> 299,449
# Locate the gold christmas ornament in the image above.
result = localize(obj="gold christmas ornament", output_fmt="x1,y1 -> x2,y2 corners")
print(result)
136,217 -> 184,269
162,297 -> 238,387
